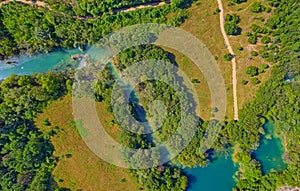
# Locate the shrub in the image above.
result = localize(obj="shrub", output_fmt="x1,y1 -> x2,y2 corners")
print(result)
259,51 -> 269,59
251,2 -> 265,13
251,51 -> 258,56
224,23 -> 241,35
43,118 -> 51,126
224,14 -> 241,35
246,66 -> 259,77
248,36 -> 257,44
237,46 -> 243,51
262,36 -> 271,44
223,53 -> 233,61
191,79 -> 200,83
242,80 -> 248,85
261,64 -> 269,69
246,32 -> 252,36
213,8 -> 221,14
225,14 -> 240,23
265,6 -> 272,13
250,77 -> 261,85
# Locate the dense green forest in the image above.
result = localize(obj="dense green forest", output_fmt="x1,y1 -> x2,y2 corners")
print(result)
0,72 -> 72,190
43,0 -> 165,16
0,0 -> 189,59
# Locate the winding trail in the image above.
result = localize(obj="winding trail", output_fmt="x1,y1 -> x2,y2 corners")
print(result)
217,0 -> 239,120
0,0 -> 47,8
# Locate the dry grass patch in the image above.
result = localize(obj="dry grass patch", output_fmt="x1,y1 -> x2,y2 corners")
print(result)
35,95 -> 140,191
165,0 -> 236,120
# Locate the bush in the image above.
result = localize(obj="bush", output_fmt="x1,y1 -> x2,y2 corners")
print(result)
251,51 -> 258,56
246,66 -> 259,77
261,63 -> 269,69
261,36 -> 271,44
224,23 -> 241,35
225,14 -> 240,23
248,36 -> 257,44
265,6 -> 272,13
224,14 -> 241,35
213,8 -> 221,14
223,53 -> 233,61
242,80 -> 248,85
246,32 -> 252,36
251,2 -> 265,13
250,77 -> 261,85
43,118 -> 51,126
191,79 -> 200,83
237,46 -> 243,51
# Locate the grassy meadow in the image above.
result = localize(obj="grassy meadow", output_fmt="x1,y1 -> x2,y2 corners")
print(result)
35,95 -> 141,191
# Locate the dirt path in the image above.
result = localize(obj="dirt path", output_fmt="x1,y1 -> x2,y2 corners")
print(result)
114,1 -> 166,13
0,0 -> 48,8
217,0 -> 239,120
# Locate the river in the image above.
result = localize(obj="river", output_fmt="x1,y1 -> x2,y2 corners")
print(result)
0,49 -> 82,79
0,49 -> 287,191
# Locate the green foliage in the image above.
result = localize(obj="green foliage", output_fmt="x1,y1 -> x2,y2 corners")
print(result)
242,80 -> 248,85
250,24 -> 269,34
237,46 -> 243,51
213,8 -> 221,14
45,0 -> 165,17
0,1 -> 187,59
171,0 -> 192,8
250,2 -> 266,13
248,35 -> 258,44
232,1 -> 300,189
94,45 -> 198,190
246,66 -> 259,77
251,51 -> 258,56
261,64 -> 269,69
0,72 -> 71,190
224,23 -> 240,36
43,119 -> 51,126
261,36 -> 271,44
224,14 -> 241,35
223,53 -> 233,61
250,77 -> 260,85
191,79 -> 200,83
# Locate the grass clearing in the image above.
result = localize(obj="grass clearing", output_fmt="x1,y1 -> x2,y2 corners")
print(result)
165,0 -> 274,120
34,95 -> 141,191
165,0 -> 235,120
223,0 -> 274,108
